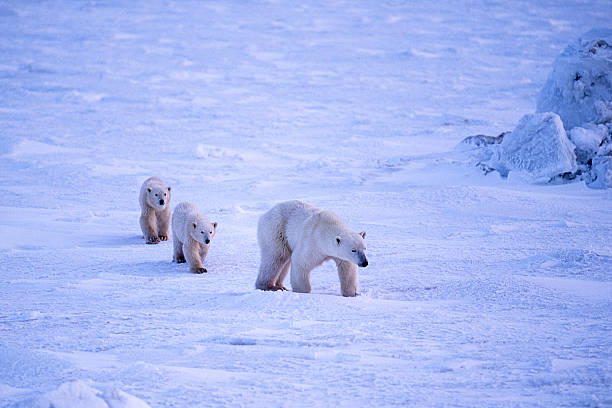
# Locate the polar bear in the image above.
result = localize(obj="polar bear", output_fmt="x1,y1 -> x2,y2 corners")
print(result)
172,201 -> 218,274
139,176 -> 171,244
255,200 -> 368,297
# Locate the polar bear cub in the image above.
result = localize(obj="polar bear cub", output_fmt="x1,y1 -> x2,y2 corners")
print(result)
256,200 -> 368,297
172,201 -> 218,274
139,176 -> 171,244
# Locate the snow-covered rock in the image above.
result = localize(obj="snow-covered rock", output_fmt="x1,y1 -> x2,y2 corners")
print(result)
36,381 -> 150,408
586,156 -> 612,189
568,124 -> 608,158
489,112 -> 576,183
536,29 -> 612,130
457,30 -> 612,188
454,132 -> 506,171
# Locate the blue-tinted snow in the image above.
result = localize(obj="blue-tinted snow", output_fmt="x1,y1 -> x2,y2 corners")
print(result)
1,1 -> 611,407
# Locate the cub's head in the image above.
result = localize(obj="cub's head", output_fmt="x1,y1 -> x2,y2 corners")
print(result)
333,230 -> 368,267
146,185 -> 171,210
190,219 -> 218,245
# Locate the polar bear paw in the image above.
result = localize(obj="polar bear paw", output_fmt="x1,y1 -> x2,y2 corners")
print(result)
158,235 -> 168,241
193,267 -> 207,274
146,235 -> 161,244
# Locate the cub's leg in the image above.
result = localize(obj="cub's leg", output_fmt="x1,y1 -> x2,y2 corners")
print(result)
335,258 -> 359,297
173,233 -> 185,263
184,241 -> 206,274
199,245 -> 210,267
140,211 -> 159,244
157,208 -> 171,241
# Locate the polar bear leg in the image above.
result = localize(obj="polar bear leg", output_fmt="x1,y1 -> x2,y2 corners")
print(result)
157,208 -> 171,241
256,249 -> 291,290
275,260 -> 291,290
289,256 -> 313,294
140,211 -> 159,244
199,244 -> 210,263
184,242 -> 206,273
173,233 -> 185,263
335,258 -> 358,297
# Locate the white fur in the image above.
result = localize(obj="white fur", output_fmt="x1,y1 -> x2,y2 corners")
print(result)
255,200 -> 368,297
139,176 -> 171,244
171,201 -> 217,274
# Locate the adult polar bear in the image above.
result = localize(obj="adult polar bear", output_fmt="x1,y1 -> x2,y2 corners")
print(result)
256,200 -> 368,297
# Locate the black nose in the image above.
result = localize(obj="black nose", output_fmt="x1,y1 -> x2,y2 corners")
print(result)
159,199 -> 165,205
360,260 -> 368,267
205,239 -> 210,244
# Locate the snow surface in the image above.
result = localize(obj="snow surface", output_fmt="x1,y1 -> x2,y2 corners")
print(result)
1,0 -> 612,407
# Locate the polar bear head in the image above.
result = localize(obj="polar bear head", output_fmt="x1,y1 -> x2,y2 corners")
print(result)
333,230 -> 368,267
190,219 -> 218,245
146,185 -> 171,210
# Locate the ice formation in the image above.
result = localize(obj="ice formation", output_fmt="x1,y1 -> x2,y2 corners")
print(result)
459,29 -> 612,188
537,29 -> 612,130
491,112 -> 577,183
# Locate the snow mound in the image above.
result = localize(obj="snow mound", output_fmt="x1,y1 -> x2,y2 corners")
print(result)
35,380 -> 150,408
491,112 -> 576,183
536,29 -> 612,130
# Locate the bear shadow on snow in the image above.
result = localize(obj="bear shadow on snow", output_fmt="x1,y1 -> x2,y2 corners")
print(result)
121,260 -> 181,277
81,234 -> 146,248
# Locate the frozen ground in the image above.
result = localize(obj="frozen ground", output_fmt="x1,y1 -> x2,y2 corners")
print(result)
1,0 -> 612,407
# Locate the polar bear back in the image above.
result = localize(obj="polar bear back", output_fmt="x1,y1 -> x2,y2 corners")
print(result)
259,200 -> 348,252
172,201 -> 205,241
257,200 -> 311,249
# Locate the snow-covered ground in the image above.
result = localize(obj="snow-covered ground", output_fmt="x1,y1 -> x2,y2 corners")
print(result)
1,1 -> 611,406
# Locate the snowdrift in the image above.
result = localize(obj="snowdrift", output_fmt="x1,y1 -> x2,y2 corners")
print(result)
458,29 -> 612,188
34,381 -> 150,408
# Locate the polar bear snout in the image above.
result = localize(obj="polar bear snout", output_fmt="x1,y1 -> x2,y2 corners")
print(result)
205,238 -> 210,244
353,249 -> 368,267
159,199 -> 165,206
358,254 -> 368,267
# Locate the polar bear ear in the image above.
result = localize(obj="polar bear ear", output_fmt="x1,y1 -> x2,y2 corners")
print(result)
212,222 -> 218,230
192,222 -> 197,229
360,231 -> 366,239
335,236 -> 341,245
147,187 -> 152,192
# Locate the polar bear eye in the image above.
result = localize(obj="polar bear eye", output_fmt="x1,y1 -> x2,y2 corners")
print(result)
164,193 -> 167,196
200,231 -> 204,234
351,249 -> 357,252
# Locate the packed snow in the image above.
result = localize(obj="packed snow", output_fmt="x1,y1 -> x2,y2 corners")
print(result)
1,0 -> 611,407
